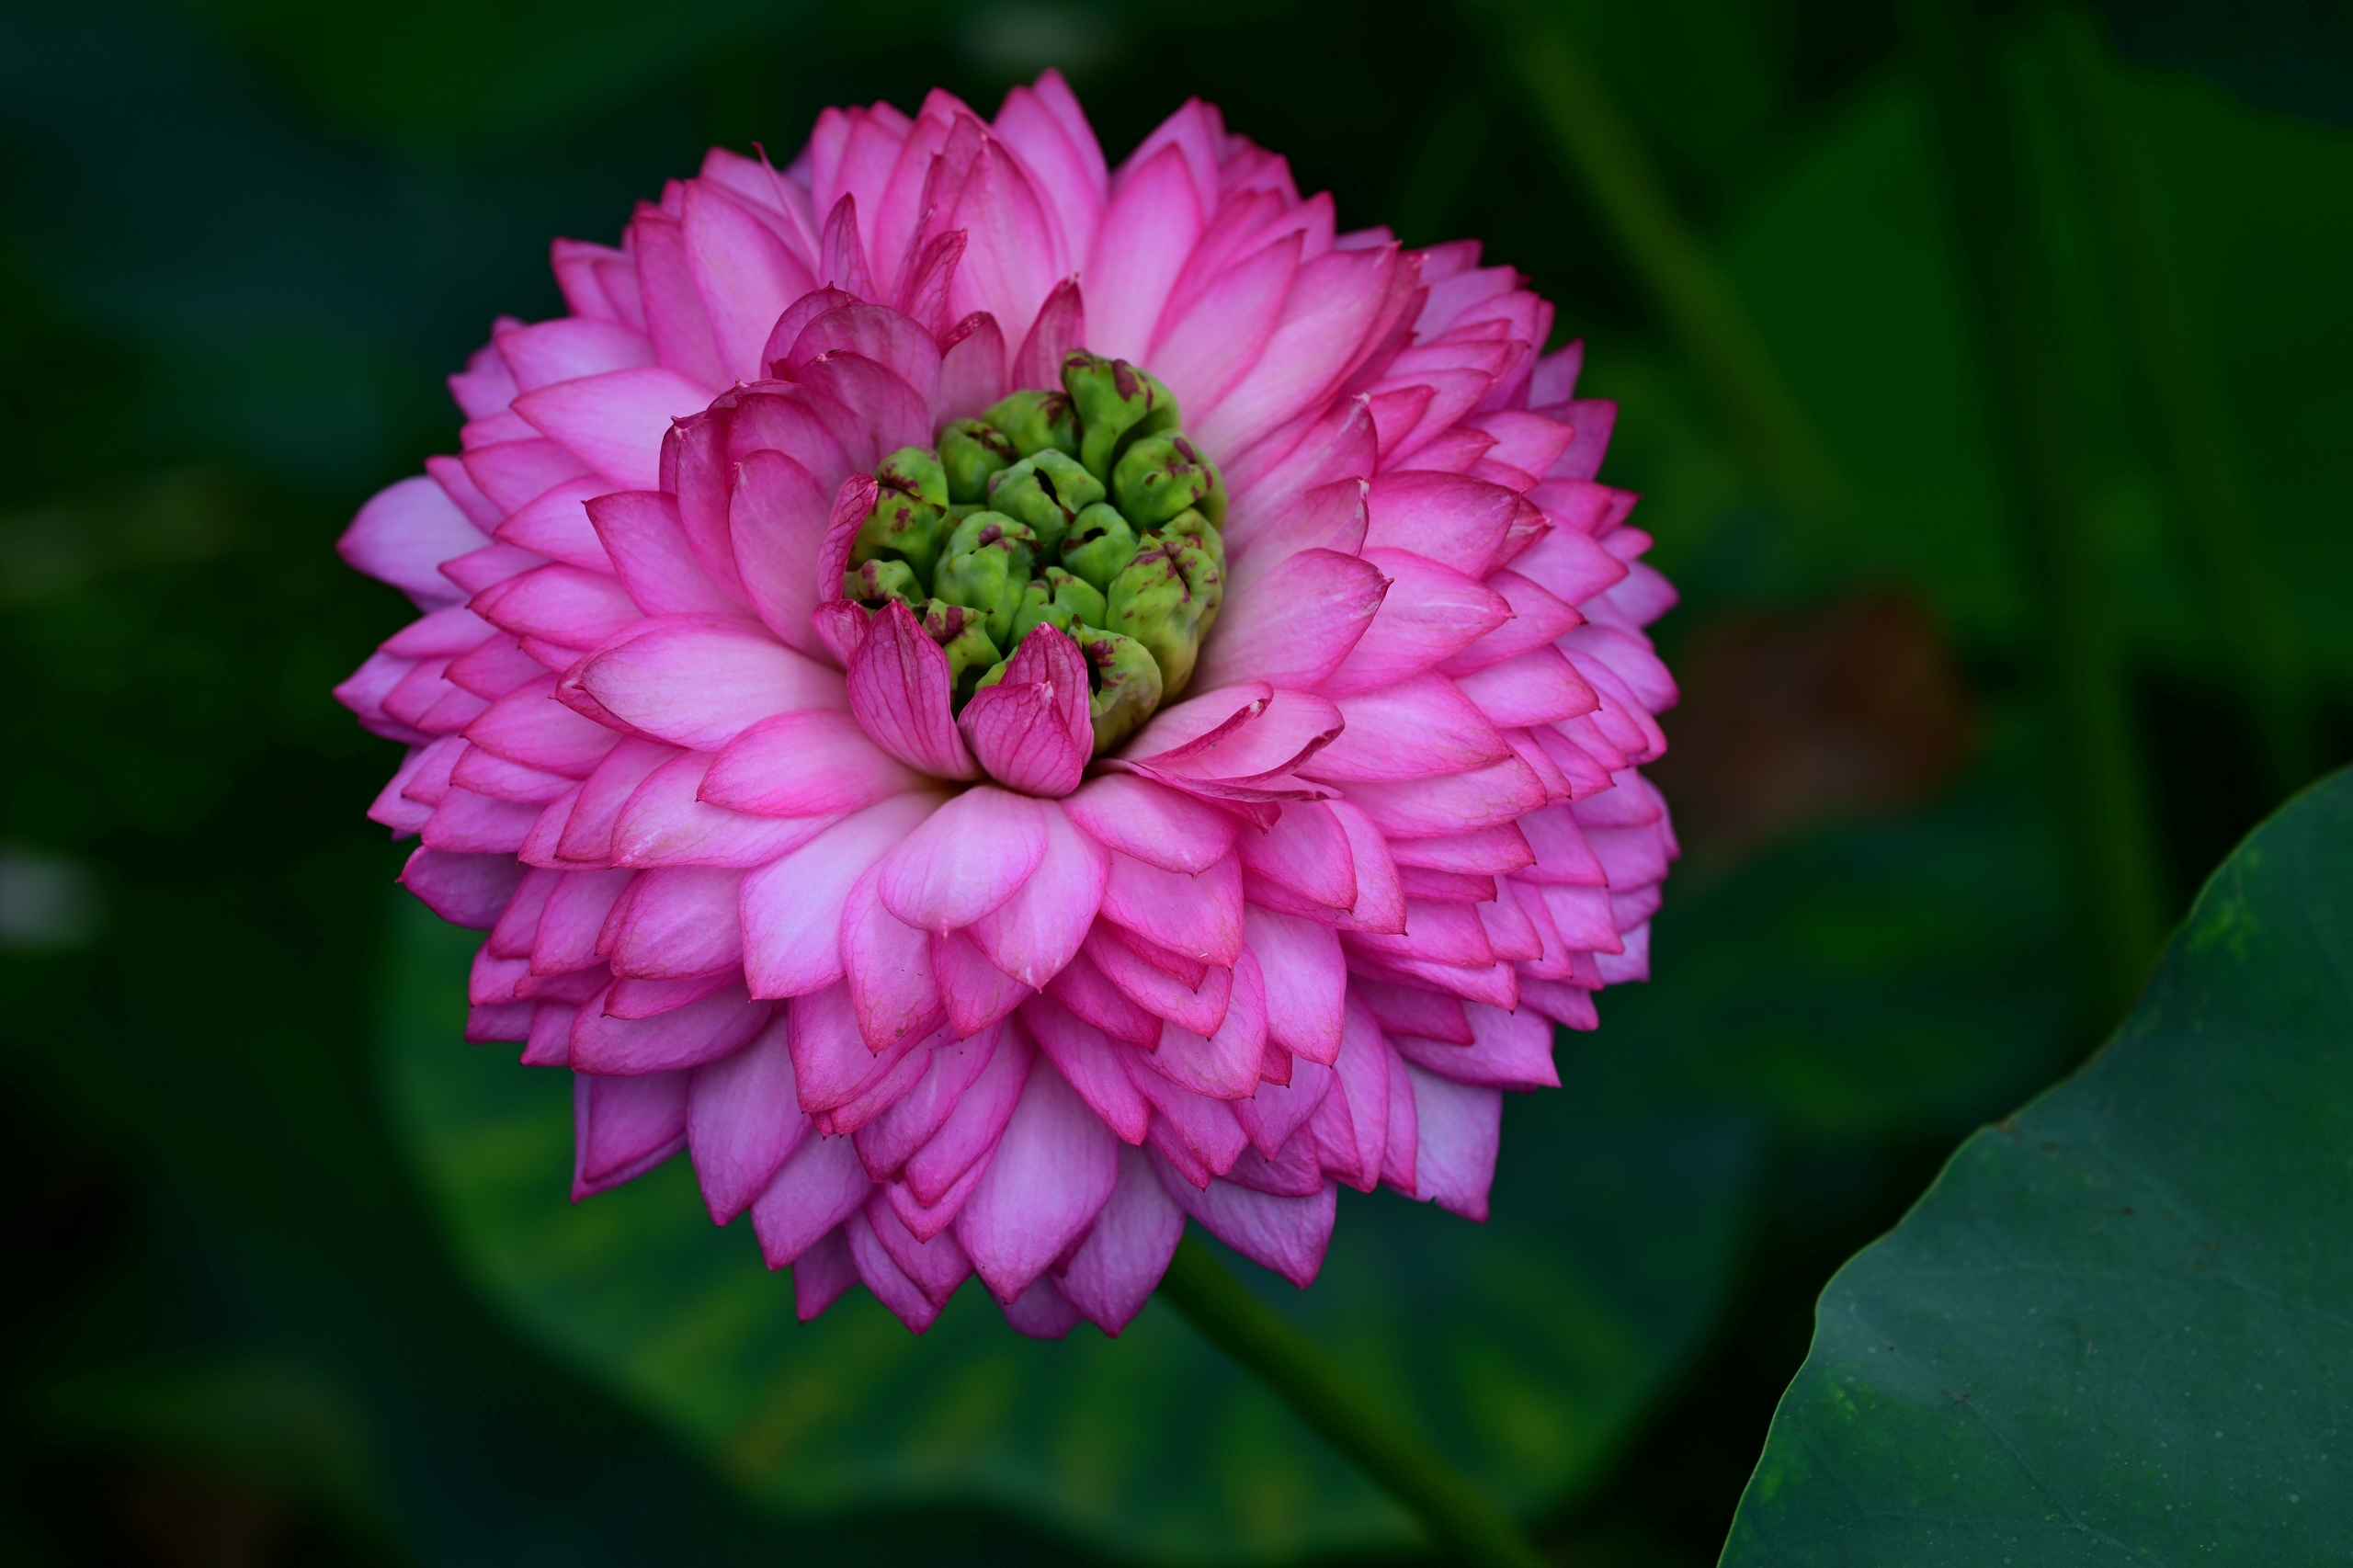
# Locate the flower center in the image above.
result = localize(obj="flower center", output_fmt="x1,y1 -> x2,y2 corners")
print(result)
840,350 -> 1227,754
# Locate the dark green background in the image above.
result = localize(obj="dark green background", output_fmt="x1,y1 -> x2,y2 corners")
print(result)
2,0 -> 2346,1562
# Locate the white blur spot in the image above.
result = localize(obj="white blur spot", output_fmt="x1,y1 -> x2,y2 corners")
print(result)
959,3 -> 1121,74
0,847 -> 101,949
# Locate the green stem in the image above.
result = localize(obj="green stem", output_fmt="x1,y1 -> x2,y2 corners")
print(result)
1156,1236 -> 1551,1568
2043,6 -> 2316,799
1487,0 -> 1850,538
1904,0 -> 2168,1019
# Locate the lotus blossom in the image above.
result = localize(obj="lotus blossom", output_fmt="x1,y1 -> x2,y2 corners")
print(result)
336,72 -> 1679,1337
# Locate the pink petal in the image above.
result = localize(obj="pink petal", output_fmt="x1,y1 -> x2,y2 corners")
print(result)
494,312 -> 654,395
845,599 -> 980,779
785,351 -> 931,455
602,864 -> 744,978
1243,906 -> 1347,1065
686,1016 -> 808,1222
572,980 -> 768,1074
1010,275 -> 1085,391
1084,926 -> 1232,1037
1151,1157 -> 1336,1288
966,801 -> 1108,987
1021,992 -> 1152,1142
399,847 -> 525,930
702,709 -> 928,820
557,740 -> 673,863
784,982 -> 931,1114
1234,801 -> 1356,912
1055,1142 -> 1183,1335
782,301 -> 943,409
1361,472 -> 1540,580
1404,1064 -> 1502,1220
903,1020 -> 1032,1205
1191,548 -> 1386,692
564,615 -> 845,751
931,928 -> 1031,1035
1354,977 -> 1473,1042
631,210 -> 730,390
1001,1274 -> 1083,1339
1082,143 -> 1202,363
845,1208 -> 949,1331
1129,1067 -> 1249,1180
853,1025 -> 1004,1179
1315,550 -> 1510,696
496,476 -> 613,572
749,1128 -> 872,1267
1324,799 -> 1405,933
728,449 -> 834,658
740,792 -> 941,998
422,787 -> 540,855
956,1054 -> 1120,1302
1302,674 -> 1511,783
1063,775 -> 1237,873
1234,1057 -> 1334,1160
510,366 -> 714,490
571,1070 -> 688,1199
958,624 -> 1091,797
1141,948 -> 1267,1100
1194,244 -> 1394,457
1149,231 -> 1300,417
842,865 -> 949,1051
1390,1000 -> 1559,1091
1381,1039 -> 1420,1192
937,311 -> 1008,420
610,750 -> 838,868
338,474 -> 489,608
862,1191 -> 974,1307
470,563 -> 640,651
685,181 -> 818,381
1454,646 -> 1597,728
1098,850 -> 1244,966
791,1225 -> 860,1320
1508,517 -> 1630,605
467,673 -> 622,778
1339,757 -> 1547,838
1143,689 -> 1345,786
875,785 -> 1051,932
1435,570 -> 1583,678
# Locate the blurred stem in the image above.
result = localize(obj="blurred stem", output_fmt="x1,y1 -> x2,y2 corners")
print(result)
1156,1237 -> 1550,1568
1904,0 -> 2168,1019
2044,6 -> 2316,799
1486,0 -> 1851,535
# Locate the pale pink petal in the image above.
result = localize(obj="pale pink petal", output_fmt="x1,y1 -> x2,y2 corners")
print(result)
1339,757 -> 1547,838
841,865 -> 949,1051
1141,948 -> 1267,1099
399,847 -> 524,930
1234,1057 -> 1334,1160
740,792 -> 941,998
728,449 -> 833,657
703,710 -> 928,820
684,181 -> 816,381
510,366 -> 714,490
1315,549 -> 1510,696
1149,232 -> 1300,417
1099,851 -> 1244,967
585,490 -> 740,619
563,615 -> 845,751
1302,674 -> 1510,783
937,312 -> 1008,420
572,978 -> 768,1074
1063,774 -> 1237,873
931,929 -> 1032,1035
1234,801 -> 1356,913
967,801 -> 1108,987
875,785 -> 1051,932
610,750 -> 837,868
783,301 -> 943,409
470,564 -> 640,652
339,474 -> 490,608
1324,799 -> 1405,933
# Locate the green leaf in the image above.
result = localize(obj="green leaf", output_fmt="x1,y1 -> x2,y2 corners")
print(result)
378,900 -> 1757,1562
1722,766 -> 2353,1563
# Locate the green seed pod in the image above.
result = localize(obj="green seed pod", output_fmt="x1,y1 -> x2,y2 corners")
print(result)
875,446 -> 949,510
1060,502 -> 1142,596
983,389 -> 1080,460
1105,532 -> 1223,699
842,557 -> 920,608
916,599 -> 1006,710
1155,506 -> 1224,574
1061,350 -> 1179,482
932,510 -> 1040,649
847,488 -> 947,587
1111,433 -> 1227,531
984,449 -> 1105,556
1008,565 -> 1110,647
937,420 -> 1017,505
1077,627 -> 1164,755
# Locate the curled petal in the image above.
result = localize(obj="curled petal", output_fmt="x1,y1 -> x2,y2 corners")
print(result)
845,600 -> 980,779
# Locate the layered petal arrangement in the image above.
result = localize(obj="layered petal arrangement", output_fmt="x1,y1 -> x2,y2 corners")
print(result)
337,74 -> 1679,1337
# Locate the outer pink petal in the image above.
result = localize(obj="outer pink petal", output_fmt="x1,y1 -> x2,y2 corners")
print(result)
841,865 -> 949,1051
1152,1157 -> 1336,1288
1063,775 -> 1237,873
571,1070 -> 688,1199
1243,905 -> 1347,1065
1149,232 -> 1300,419
955,1054 -> 1120,1302
1054,1142 -> 1182,1335
1404,1064 -> 1502,1220
1315,550 -> 1510,696
339,475 -> 489,608
1020,992 -> 1151,1142
702,710 -> 928,818
874,785 -> 1051,933
687,1017 -> 808,1222
1302,674 -> 1511,782
749,1127 -> 872,1267
1099,851 -> 1245,967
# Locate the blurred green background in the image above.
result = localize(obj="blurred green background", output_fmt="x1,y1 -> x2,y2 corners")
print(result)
3,0 -> 2347,1562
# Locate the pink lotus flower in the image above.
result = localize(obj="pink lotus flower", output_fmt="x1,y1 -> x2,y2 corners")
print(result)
337,73 -> 1679,1337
